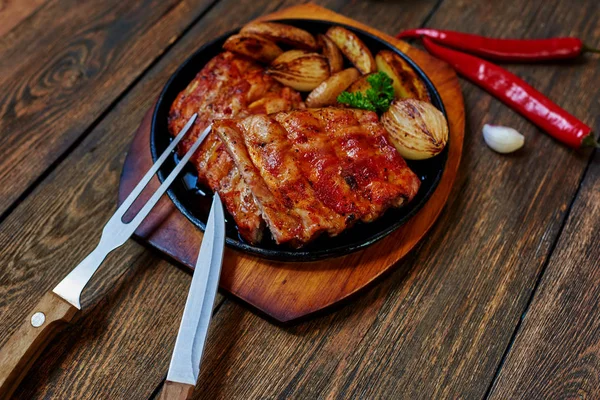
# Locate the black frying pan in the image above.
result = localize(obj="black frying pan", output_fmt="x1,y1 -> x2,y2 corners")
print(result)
150,19 -> 448,262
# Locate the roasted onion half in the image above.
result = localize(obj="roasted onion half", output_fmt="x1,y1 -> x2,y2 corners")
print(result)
268,50 -> 330,92
382,99 -> 448,160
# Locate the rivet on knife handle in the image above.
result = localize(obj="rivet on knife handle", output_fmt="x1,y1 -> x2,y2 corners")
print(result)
0,115 -> 211,399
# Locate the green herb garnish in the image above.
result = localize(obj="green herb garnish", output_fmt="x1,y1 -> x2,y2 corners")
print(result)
337,71 -> 394,113
337,91 -> 377,112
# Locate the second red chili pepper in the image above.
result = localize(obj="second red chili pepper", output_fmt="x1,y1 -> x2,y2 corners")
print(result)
397,29 -> 599,62
421,37 -> 596,148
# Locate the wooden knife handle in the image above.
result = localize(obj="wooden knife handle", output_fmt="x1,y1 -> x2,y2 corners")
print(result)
0,291 -> 78,399
160,381 -> 195,400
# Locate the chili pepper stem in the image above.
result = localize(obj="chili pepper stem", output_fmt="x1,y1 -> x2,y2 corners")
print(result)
582,133 -> 600,148
582,44 -> 600,54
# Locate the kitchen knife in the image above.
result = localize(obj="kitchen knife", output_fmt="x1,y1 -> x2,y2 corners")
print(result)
160,194 -> 225,400
0,115 -> 211,399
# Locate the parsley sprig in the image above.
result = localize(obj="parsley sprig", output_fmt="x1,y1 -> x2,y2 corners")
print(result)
337,71 -> 394,113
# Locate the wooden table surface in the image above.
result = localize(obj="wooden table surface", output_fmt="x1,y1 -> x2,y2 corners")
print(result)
0,0 -> 598,398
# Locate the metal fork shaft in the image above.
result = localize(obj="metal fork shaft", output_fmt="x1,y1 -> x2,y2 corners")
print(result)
53,116 -> 211,309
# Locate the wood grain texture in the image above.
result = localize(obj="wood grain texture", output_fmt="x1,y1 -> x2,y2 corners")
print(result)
279,0 -> 440,38
0,1 -> 304,399
160,381 -> 195,400
119,3 -> 464,323
489,152 -> 600,398
0,292 -> 77,399
0,0 -> 47,37
188,0 -> 600,398
0,0 -> 217,217
0,0 -> 596,399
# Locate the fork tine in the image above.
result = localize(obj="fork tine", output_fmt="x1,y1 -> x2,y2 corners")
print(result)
112,113 -> 198,222
125,124 -> 212,233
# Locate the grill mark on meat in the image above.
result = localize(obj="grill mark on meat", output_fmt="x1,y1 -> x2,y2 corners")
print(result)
214,120 -> 303,246
311,108 -> 419,219
238,115 -> 347,238
274,111 -> 372,222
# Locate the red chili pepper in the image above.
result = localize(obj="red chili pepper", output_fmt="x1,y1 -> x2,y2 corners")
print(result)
397,29 -> 599,62
421,38 -> 597,148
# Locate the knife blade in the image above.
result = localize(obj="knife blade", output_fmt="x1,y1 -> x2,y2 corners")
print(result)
161,194 -> 225,399
0,115 -> 210,399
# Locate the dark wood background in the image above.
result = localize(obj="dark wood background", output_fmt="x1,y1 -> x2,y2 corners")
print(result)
0,0 -> 598,398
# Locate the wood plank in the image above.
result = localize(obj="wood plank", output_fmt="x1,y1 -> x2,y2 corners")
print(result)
190,0 -> 600,398
0,1 -> 290,399
0,0 -> 216,217
0,0 -> 47,37
488,151 -> 600,398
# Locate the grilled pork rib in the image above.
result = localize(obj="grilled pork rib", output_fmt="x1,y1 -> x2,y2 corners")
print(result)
168,52 -> 303,243
274,109 -> 421,224
273,111 -> 373,222
216,116 -> 348,246
214,109 -> 421,246
319,108 -> 420,212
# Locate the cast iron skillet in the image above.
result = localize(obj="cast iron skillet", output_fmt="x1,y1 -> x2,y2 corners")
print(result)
151,19 -> 448,262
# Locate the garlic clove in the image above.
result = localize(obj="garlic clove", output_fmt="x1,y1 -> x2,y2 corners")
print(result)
482,124 -> 525,154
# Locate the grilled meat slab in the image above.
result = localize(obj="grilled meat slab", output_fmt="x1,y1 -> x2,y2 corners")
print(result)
214,109 -> 421,246
317,108 -> 420,212
274,111 -> 372,222
216,116 -> 348,246
278,109 -> 420,223
214,120 -> 304,246
168,51 -> 303,243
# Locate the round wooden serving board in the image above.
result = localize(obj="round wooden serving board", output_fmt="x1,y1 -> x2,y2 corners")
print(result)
117,3 -> 465,323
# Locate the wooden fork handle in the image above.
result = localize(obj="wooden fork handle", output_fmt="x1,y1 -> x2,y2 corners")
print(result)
0,291 -> 79,399
160,380 -> 195,400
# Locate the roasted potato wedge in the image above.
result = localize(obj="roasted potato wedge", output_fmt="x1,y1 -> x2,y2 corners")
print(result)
306,68 -> 360,108
241,21 -> 317,50
317,34 -> 344,74
326,26 -> 376,74
268,50 -> 330,91
376,50 -> 430,102
223,33 -> 282,63
346,72 -> 377,95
